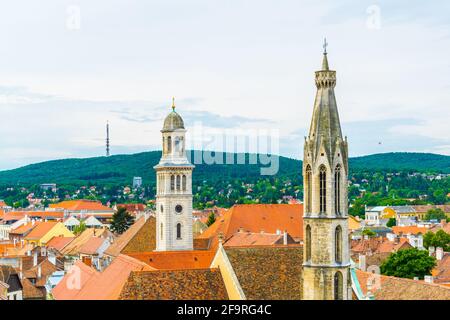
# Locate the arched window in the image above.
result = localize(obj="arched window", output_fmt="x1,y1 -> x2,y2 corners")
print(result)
170,175 -> 175,191
334,164 -> 341,215
182,175 -> 187,191
180,137 -> 184,153
167,136 -> 172,153
334,271 -> 343,300
335,225 -> 342,263
160,223 -> 163,240
174,136 -> 180,152
176,223 -> 182,239
306,225 -> 312,262
176,175 -> 181,190
319,165 -> 327,213
305,165 -> 312,214
162,137 -> 165,154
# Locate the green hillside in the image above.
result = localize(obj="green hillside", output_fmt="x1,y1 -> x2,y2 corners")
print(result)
0,151 -> 448,186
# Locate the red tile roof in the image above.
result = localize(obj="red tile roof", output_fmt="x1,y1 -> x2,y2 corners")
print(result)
49,200 -> 113,212
197,204 -> 303,249
10,222 -> 40,235
79,237 -> 106,255
46,236 -> 75,252
53,254 -> 152,300
392,226 -> 428,236
355,269 -> 450,300
24,222 -> 59,240
224,231 -> 296,247
126,250 -> 216,270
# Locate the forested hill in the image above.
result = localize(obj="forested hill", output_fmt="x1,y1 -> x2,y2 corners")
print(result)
0,151 -> 448,186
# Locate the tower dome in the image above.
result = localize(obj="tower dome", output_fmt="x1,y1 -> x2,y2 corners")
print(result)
162,98 -> 184,131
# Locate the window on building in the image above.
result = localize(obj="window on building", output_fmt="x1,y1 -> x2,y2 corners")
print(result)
305,165 -> 312,214
306,225 -> 311,262
334,271 -> 343,300
174,136 -> 180,152
335,225 -> 342,263
176,175 -> 181,190
334,164 -> 341,215
170,175 -> 175,191
160,223 -> 163,240
176,223 -> 182,239
182,175 -> 187,191
319,165 -> 327,213
167,136 -> 172,153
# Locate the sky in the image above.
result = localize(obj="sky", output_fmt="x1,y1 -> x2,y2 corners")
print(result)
0,0 -> 449,170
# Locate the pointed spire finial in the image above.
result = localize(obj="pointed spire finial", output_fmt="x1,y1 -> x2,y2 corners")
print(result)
322,38 -> 329,71
172,97 -> 176,111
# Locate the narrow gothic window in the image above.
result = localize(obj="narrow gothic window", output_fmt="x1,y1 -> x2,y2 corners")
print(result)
170,175 -> 175,191
319,165 -> 326,213
176,223 -> 182,239
176,175 -> 181,190
305,165 -> 312,214
182,175 -> 187,191
334,164 -> 341,215
334,271 -> 343,300
160,223 -> 163,240
167,136 -> 172,153
306,225 -> 311,262
335,225 -> 342,263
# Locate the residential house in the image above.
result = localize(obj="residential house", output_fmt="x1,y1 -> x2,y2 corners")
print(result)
24,221 -> 74,247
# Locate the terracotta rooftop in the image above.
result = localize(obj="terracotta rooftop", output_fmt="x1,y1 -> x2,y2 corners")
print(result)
355,269 -> 450,300
433,253 -> 450,284
119,268 -> 228,300
224,231 -> 296,247
49,200 -> 113,212
224,245 -> 303,299
23,259 -> 59,287
79,237 -> 107,255
197,204 -> 303,249
392,226 -> 428,236
53,254 -> 152,300
46,236 -> 75,252
10,222 -> 40,235
61,228 -> 111,256
24,221 -> 59,240
127,250 -> 216,270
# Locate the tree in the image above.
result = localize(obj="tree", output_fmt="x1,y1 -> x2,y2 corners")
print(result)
206,212 -> 216,227
362,228 -> 376,238
425,208 -> 447,222
73,221 -> 87,235
386,218 -> 396,228
380,248 -> 436,279
423,230 -> 450,252
110,207 -> 135,234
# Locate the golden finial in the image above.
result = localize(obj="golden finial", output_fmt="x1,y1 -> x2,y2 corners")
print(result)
172,97 -> 176,111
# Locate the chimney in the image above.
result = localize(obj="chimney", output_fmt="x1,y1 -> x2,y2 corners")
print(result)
283,231 -> 288,245
37,265 -> 42,279
429,246 -> 435,256
436,247 -> 444,261
359,254 -> 367,271
424,275 -> 433,284
33,250 -> 38,266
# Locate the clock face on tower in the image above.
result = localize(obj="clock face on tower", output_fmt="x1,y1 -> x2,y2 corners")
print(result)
175,204 -> 183,214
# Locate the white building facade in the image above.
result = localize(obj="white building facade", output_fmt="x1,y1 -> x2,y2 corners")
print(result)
154,99 -> 194,251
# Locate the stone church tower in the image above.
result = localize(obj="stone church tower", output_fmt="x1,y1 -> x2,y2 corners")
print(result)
154,98 -> 194,251
302,44 -> 351,300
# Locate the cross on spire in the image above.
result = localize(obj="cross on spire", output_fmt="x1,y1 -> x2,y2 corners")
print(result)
323,38 -> 328,55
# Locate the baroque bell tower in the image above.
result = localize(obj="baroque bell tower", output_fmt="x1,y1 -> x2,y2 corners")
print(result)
302,41 -> 351,300
154,98 -> 194,251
